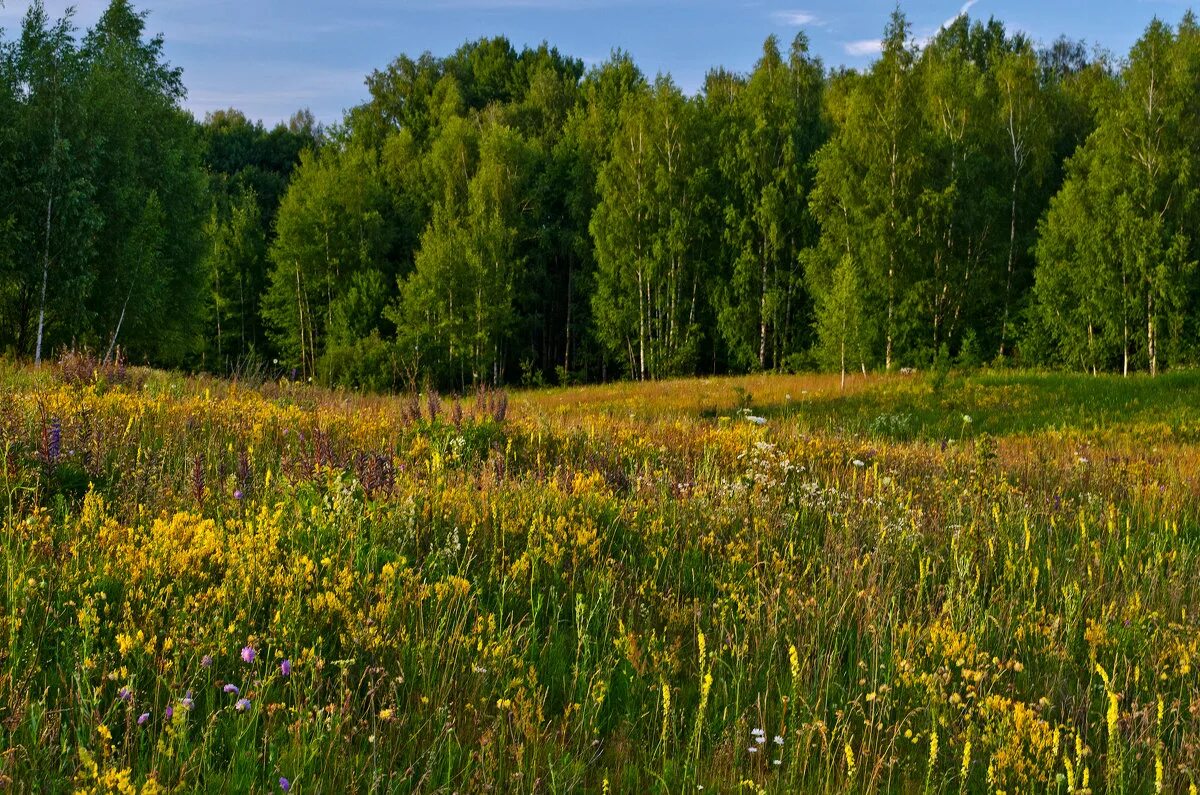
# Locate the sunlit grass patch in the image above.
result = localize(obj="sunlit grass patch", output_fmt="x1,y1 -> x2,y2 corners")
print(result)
2,363 -> 1199,791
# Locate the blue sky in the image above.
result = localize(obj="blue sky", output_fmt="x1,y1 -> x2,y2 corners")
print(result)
0,0 -> 1192,125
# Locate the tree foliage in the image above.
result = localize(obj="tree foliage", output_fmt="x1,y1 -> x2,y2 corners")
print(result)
0,0 -> 204,365
5,4 -> 1200,385
1030,15 -> 1200,375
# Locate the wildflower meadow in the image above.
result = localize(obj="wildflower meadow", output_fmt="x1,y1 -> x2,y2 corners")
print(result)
3,358 -> 1200,792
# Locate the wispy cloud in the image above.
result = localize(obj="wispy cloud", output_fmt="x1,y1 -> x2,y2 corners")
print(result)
844,39 -> 882,56
185,65 -> 370,123
912,0 -> 982,48
771,10 -> 822,26
940,0 -> 980,29
164,18 -> 372,47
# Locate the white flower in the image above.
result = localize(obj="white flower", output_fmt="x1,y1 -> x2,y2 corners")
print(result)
747,746 -> 759,753
773,759 -> 782,766
746,415 -> 767,425
962,414 -> 973,424
773,735 -> 784,745
852,459 -> 866,468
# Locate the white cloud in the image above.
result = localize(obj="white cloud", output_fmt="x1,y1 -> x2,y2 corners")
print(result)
164,18 -> 369,47
909,0 -> 982,48
844,39 -> 883,56
184,65 -> 370,125
940,0 -> 980,29
772,10 -> 821,26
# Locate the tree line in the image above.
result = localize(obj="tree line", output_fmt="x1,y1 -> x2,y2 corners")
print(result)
0,1 -> 316,373
3,1 -> 1198,388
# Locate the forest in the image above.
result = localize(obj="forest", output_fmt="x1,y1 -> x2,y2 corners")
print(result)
2,0 -> 1199,389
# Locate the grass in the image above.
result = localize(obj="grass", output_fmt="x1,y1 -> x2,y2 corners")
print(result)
2,359 -> 1199,792
773,370 -> 1200,440
519,369 -> 1200,441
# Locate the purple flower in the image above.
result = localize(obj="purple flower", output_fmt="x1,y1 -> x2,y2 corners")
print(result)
137,712 -> 151,726
223,684 -> 240,695
181,690 -> 195,710
165,706 -> 174,720
241,645 -> 256,664
201,654 -> 213,668
280,659 -> 292,677
118,687 -> 132,702
279,777 -> 291,792
235,697 -> 251,712
233,489 -> 244,500
47,419 -> 62,463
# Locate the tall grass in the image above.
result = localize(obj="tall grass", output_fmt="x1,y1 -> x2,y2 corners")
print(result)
1,360 -> 1198,791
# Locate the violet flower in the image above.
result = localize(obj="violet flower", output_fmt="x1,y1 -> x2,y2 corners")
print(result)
47,419 -> 62,463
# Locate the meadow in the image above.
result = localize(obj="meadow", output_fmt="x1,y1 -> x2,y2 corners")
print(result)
2,357 -> 1200,793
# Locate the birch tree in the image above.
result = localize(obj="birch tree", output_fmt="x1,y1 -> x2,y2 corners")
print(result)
591,77 -> 705,379
12,3 -> 92,365
715,34 -> 824,371
1032,16 -> 1199,375
808,11 -> 924,370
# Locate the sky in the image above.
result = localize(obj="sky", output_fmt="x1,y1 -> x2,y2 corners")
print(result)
0,0 -> 1192,126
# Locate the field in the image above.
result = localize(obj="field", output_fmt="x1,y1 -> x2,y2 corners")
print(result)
3,361 -> 1200,793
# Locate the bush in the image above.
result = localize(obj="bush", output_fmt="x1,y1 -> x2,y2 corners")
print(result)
928,342 -> 952,392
